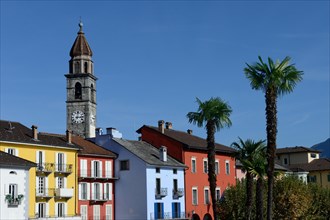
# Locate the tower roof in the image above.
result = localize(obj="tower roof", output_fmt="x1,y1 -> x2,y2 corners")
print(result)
69,21 -> 93,57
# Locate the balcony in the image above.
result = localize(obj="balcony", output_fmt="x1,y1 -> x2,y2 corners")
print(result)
36,163 -> 54,175
5,194 -> 24,207
54,164 -> 73,175
78,169 -> 118,181
150,211 -> 188,219
155,188 -> 168,199
36,188 -> 54,199
90,193 -> 110,202
28,214 -> 81,220
173,188 -> 184,199
55,188 -> 74,198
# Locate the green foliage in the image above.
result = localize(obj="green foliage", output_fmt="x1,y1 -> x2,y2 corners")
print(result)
218,176 -> 330,220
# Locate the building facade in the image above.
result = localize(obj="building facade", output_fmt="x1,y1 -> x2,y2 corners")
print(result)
137,120 -> 237,220
74,136 -> 117,220
93,130 -> 186,220
66,21 -> 97,138
0,120 -> 81,219
0,151 -> 36,220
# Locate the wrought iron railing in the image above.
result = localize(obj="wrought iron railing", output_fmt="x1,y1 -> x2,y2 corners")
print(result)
78,169 -> 113,178
54,163 -> 73,173
173,188 -> 184,198
36,162 -> 54,173
155,188 -> 168,199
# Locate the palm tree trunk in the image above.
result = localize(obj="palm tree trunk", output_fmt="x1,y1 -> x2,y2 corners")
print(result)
246,172 -> 253,220
265,88 -> 277,220
256,177 -> 264,220
206,121 -> 218,220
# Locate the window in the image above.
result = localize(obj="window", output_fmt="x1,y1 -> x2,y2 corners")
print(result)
120,160 -> 129,171
191,158 -> 196,173
94,183 -> 101,200
308,175 -> 317,183
215,160 -> 219,175
80,205 -> 88,220
204,188 -> 210,204
9,184 -> 18,198
7,148 -> 16,156
284,158 -> 288,165
74,62 -> 80,73
216,188 -> 221,201
154,203 -> 164,219
38,203 -> 46,218
94,205 -> 100,220
173,169 -> 177,174
311,153 -> 317,158
57,153 -> 65,172
57,203 -> 65,217
106,205 -> 112,220
192,188 -> 198,205
75,82 -> 82,99
203,159 -> 208,173
225,161 -> 230,175
104,183 -> 112,200
105,161 -> 112,178
328,174 -> 330,182
37,177 -> 45,195
93,161 -> 101,177
156,178 -> 161,195
172,202 -> 181,218
58,177 -> 64,188
80,183 -> 87,200
84,62 -> 88,73
37,151 -> 43,170
156,167 -> 160,173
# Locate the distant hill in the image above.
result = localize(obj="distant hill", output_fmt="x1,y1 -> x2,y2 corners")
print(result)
312,138 -> 330,158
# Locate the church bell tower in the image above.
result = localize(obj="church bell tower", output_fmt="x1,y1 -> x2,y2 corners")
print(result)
65,21 -> 97,138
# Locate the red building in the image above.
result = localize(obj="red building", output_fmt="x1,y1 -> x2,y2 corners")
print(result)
137,120 -> 236,220
73,136 -> 117,220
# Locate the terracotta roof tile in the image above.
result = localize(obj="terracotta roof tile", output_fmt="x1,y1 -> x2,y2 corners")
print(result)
73,136 -> 116,158
276,146 -> 320,154
0,150 -> 36,168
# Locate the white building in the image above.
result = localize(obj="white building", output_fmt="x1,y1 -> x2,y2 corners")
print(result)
0,150 -> 36,220
93,130 -> 187,220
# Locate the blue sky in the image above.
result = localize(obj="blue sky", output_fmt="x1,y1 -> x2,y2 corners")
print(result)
1,1 -> 329,148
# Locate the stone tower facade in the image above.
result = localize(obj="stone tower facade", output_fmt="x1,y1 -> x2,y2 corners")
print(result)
65,22 -> 97,138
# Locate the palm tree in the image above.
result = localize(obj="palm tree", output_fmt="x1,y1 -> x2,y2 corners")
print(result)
244,56 -> 303,220
187,97 -> 232,220
231,138 -> 266,220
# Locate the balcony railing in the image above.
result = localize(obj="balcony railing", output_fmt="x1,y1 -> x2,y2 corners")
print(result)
36,162 -> 54,175
155,188 -> 168,199
54,188 -> 74,198
29,214 -> 81,220
54,163 -> 73,174
150,212 -> 187,219
78,169 -> 117,180
173,188 -> 184,199
91,193 -> 111,202
36,188 -> 54,198
5,194 -> 24,206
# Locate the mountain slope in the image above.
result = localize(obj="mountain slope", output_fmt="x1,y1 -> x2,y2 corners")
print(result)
312,138 -> 330,158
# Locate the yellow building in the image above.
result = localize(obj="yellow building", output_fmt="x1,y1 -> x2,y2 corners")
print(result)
0,120 -> 81,219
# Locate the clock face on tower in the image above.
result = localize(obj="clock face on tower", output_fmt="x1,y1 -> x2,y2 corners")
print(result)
71,110 -> 85,123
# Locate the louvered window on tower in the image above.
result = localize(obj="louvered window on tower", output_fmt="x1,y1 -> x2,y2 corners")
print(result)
75,83 -> 82,99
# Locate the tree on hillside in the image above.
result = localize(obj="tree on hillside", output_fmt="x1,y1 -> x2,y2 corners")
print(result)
232,138 -> 266,220
187,97 -> 232,220
244,56 -> 303,220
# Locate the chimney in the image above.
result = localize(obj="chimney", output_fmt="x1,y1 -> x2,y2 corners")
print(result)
31,125 -> 38,140
160,146 -> 167,162
187,129 -> 193,135
95,128 -> 103,136
66,130 -> 72,144
106,127 -> 123,138
165,122 -> 172,130
158,120 -> 165,134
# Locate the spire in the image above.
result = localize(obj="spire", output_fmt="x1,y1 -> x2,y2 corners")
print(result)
69,21 -> 93,57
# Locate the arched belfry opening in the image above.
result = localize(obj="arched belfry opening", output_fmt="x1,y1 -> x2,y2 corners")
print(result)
75,82 -> 82,99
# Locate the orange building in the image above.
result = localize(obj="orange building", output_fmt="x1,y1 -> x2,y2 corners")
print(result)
137,120 -> 236,220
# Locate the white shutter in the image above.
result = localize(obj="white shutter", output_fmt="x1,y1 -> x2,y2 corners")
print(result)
35,203 -> 38,216
55,153 -> 59,171
105,161 -> 112,178
106,205 -> 112,220
91,161 -> 94,177
81,205 -> 87,220
55,203 -> 58,217
78,184 -> 82,200
87,183 -> 90,200
91,183 -> 94,200
55,177 -> 58,189
100,183 -> 103,200
64,177 -> 67,188
109,183 -> 113,200
65,203 -> 68,216
99,161 -> 103,178
80,159 -> 87,177
15,149 -> 18,156
46,203 -> 49,217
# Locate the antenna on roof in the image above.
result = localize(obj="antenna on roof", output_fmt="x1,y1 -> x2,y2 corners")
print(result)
6,121 -> 15,132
